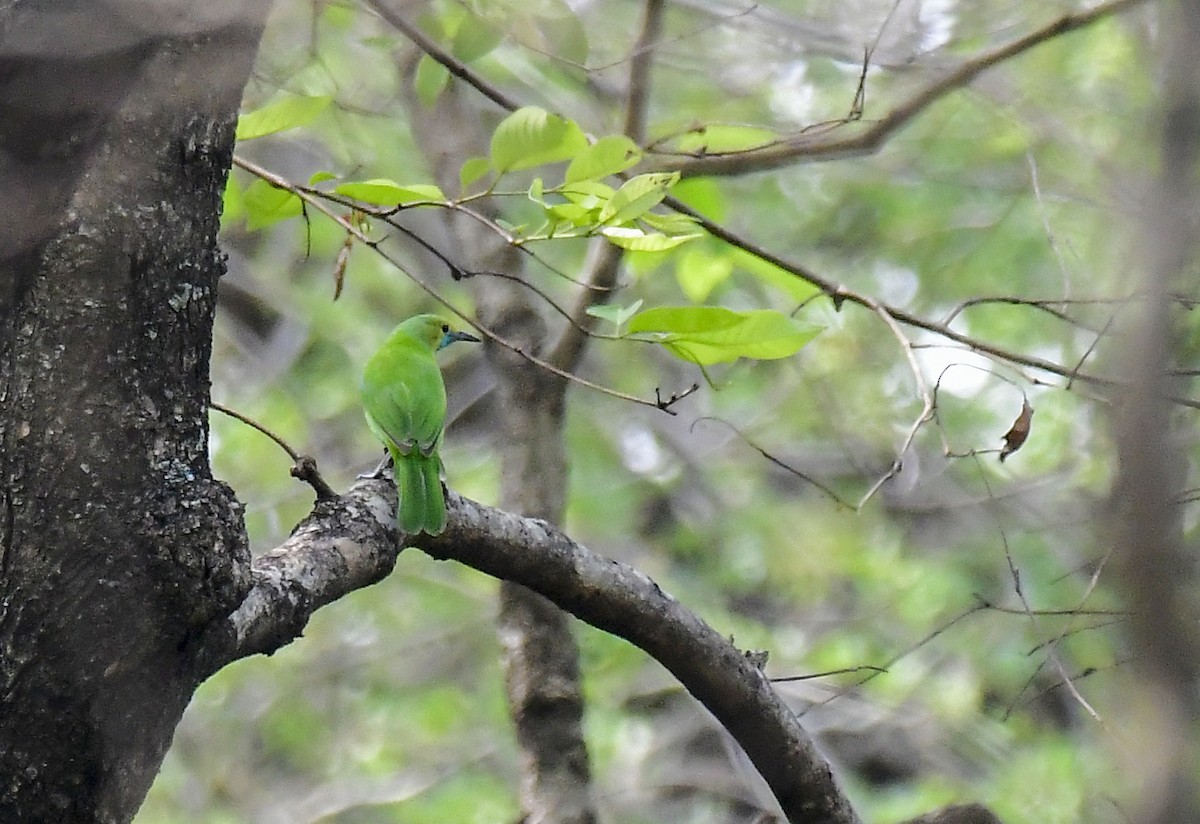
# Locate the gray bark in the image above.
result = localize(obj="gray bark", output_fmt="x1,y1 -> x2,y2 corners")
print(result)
0,4 -> 271,822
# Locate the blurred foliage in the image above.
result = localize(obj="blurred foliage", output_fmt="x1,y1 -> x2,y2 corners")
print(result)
138,1 -> 1169,822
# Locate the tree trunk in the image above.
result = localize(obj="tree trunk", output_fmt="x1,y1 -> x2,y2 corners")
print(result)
0,6 -> 271,822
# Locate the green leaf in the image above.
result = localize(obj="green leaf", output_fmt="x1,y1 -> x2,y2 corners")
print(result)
221,173 -> 244,225
334,179 -> 445,206
675,248 -> 733,303
675,124 -> 778,154
415,55 -> 451,106
459,156 -> 491,190
585,300 -> 643,331
236,95 -> 333,141
322,2 -> 355,28
564,135 -> 643,183
599,226 -> 700,251
672,178 -> 726,221
505,0 -> 588,63
527,177 -> 545,205
242,179 -> 303,230
560,180 -> 615,209
729,248 -> 821,303
452,17 -> 502,62
534,0 -> 588,63
639,210 -> 701,236
626,306 -> 820,364
599,172 -> 680,224
546,202 -> 594,226
308,170 -> 338,185
490,106 -> 588,172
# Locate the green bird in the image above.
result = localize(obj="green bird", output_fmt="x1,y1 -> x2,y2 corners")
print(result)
362,314 -> 480,536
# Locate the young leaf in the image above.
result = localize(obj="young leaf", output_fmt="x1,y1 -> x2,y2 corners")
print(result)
585,300 -> 643,331
242,179 -> 303,230
490,106 -> 588,173
565,135 -> 643,184
452,16 -> 502,62
639,210 -> 701,236
729,248 -> 820,303
560,179 -> 615,210
236,95 -> 333,141
459,156 -> 491,190
415,55 -> 451,106
675,124 -> 778,154
599,172 -> 680,225
546,201 -> 595,226
675,248 -> 733,303
334,179 -> 444,206
626,306 -> 820,364
599,226 -> 700,251
527,177 -> 545,206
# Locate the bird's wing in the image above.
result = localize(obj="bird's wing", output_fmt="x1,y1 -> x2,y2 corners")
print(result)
361,343 -> 446,456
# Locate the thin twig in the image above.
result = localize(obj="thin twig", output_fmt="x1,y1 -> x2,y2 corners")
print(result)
971,451 -> 1104,723
856,299 -> 935,509
663,194 -> 1200,409
692,417 -> 857,509
209,401 -> 338,499
364,0 -> 521,112
232,156 -> 694,415
770,665 -> 888,683
1026,150 -> 1073,295
661,0 -> 1150,176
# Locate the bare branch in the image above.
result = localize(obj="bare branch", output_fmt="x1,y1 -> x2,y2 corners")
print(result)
209,401 -> 337,500
661,0 -> 1150,177
419,489 -> 863,824
622,0 -> 666,144
665,195 -> 1200,409
207,482 -> 402,669
213,480 -> 863,824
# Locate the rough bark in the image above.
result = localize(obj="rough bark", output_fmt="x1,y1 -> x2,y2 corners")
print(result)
0,4 -> 271,822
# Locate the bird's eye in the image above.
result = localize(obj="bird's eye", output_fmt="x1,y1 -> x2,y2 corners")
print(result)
441,324 -> 449,333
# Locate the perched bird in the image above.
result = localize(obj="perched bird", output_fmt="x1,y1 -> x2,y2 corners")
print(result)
361,314 -> 479,535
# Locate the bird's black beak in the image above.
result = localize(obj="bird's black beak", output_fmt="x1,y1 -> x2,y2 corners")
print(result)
439,329 -> 481,349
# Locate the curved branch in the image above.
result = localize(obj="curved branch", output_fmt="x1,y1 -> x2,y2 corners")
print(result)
664,195 -> 1200,409
208,480 -> 861,824
660,0 -> 1149,177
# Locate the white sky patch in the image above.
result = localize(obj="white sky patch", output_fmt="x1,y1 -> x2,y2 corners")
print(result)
914,339 -> 992,398
873,260 -> 920,305
770,60 -> 816,126
918,0 -> 956,53
620,426 -> 666,476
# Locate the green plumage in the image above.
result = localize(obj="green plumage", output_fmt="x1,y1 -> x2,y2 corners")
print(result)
361,314 -> 478,536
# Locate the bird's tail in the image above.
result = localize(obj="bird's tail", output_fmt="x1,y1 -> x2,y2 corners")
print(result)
394,447 -> 447,536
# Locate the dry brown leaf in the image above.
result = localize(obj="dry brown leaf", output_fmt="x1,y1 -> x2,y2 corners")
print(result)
999,397 -> 1034,462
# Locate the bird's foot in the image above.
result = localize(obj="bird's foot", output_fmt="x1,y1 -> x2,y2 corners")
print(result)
358,452 -> 393,480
